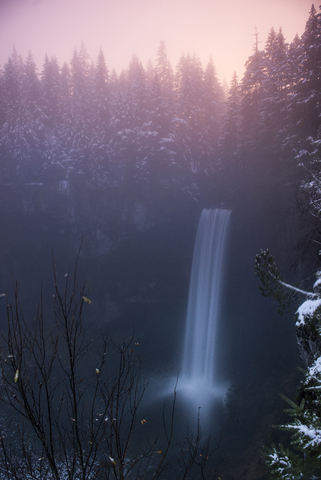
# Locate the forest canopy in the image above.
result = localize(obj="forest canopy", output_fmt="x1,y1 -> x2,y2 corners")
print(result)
0,4 -> 320,199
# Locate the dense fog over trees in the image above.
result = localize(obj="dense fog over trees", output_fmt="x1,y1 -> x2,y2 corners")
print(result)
0,5 -> 320,194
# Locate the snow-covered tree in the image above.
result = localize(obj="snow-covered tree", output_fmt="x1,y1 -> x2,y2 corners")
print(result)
260,28 -> 288,152
0,70 -> 5,132
91,49 -> 110,129
89,49 -> 111,183
155,41 -> 174,97
256,224 -> 321,478
0,49 -> 23,180
263,279 -> 321,479
152,41 -> 174,136
126,54 -> 148,128
0,50 -> 44,182
108,62 -> 146,187
294,4 -> 321,143
16,51 -> 43,180
40,55 -> 62,132
240,42 -> 265,153
283,33 -> 302,152
201,57 -> 224,170
220,71 -> 241,159
69,44 -> 93,180
174,53 -> 205,172
57,62 -> 74,176
39,55 -> 64,180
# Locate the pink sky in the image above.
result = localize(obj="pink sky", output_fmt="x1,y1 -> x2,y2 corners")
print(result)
0,0 -> 316,84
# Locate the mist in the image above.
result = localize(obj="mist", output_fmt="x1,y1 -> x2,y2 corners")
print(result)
0,2 -> 320,478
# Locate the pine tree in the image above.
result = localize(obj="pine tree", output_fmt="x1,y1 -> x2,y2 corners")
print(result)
155,41 -> 174,101
263,285 -> 321,479
202,57 -> 224,169
240,38 -> 265,155
260,28 -> 288,152
92,49 -> 110,129
58,62 -> 73,175
138,71 -> 177,192
17,51 -> 42,181
145,58 -> 155,91
126,54 -> 148,128
39,55 -> 64,182
90,49 -> 111,183
294,4 -> 321,143
69,44 -> 93,181
1,50 -> 43,182
174,53 -> 205,173
283,33 -> 302,152
0,70 -> 5,142
257,139 -> 321,477
153,41 -> 174,136
220,71 -> 241,159
0,49 -> 23,181
108,63 -> 144,189
40,55 -> 61,132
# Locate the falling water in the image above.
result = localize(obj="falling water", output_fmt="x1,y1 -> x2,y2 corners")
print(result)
179,208 -> 231,405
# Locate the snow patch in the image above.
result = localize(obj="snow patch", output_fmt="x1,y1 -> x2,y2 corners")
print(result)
313,276 -> 321,290
288,423 -> 321,448
296,298 -> 321,326
306,356 -> 321,383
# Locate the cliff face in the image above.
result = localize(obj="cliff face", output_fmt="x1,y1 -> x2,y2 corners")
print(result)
0,177 -> 312,480
0,180 -> 201,335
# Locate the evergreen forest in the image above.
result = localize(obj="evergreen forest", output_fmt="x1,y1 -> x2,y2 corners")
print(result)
0,5 -> 319,198
0,3 -> 321,480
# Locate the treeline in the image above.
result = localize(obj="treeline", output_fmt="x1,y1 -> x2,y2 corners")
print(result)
0,4 -> 320,195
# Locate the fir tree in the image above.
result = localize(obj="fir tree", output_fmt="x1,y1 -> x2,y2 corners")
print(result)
257,133 -> 321,477
174,53 -> 205,172
240,41 -> 265,155
220,71 -> 241,159
283,33 -> 302,152
0,49 -> 23,181
260,28 -> 288,152
69,45 -> 93,181
294,4 -> 321,143
39,56 -> 64,181
201,57 -> 224,170
58,62 -> 74,176
90,49 -> 111,183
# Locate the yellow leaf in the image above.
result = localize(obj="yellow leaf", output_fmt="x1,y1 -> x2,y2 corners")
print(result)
141,419 -> 147,425
82,296 -> 92,305
157,450 -> 163,454
14,369 -> 19,383
95,368 -> 100,374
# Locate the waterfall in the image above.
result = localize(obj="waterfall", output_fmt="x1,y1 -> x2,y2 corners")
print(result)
180,208 -> 230,404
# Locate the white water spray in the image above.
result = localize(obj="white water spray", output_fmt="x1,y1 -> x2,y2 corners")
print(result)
179,208 -> 230,406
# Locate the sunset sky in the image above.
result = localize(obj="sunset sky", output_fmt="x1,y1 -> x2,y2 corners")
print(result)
0,0 -> 316,84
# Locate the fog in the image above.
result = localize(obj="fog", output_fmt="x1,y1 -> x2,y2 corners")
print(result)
0,0 -> 313,82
